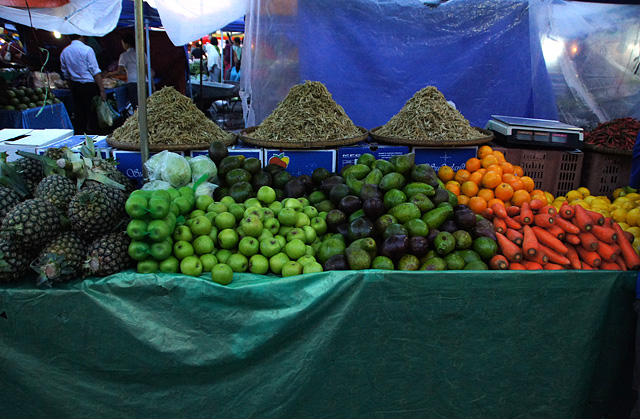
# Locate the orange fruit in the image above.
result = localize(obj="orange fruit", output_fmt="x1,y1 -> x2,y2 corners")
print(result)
488,198 -> 505,209
468,171 -> 483,186
454,169 -> 471,184
481,171 -> 501,189
499,162 -> 514,174
513,165 -> 524,177
520,176 -> 535,193
457,194 -> 470,206
481,154 -> 498,168
531,189 -> 545,198
477,188 -> 495,202
502,173 -> 516,183
494,182 -> 514,201
468,196 -> 488,214
445,181 -> 461,196
476,168 -> 487,176
531,192 -> 547,203
461,181 -> 479,198
437,165 -> 454,182
478,145 -> 494,159
494,151 -> 507,164
507,176 -> 524,191
511,189 -> 532,207
465,157 -> 481,172
486,164 -> 503,177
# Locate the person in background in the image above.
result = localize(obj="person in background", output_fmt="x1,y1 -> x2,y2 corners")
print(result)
229,59 -> 241,82
223,40 -> 232,80
204,35 -> 222,82
104,32 -> 151,109
631,131 -> 640,419
60,34 -> 106,135
232,36 -> 242,66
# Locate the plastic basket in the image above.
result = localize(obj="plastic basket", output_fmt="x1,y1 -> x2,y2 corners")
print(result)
502,147 -> 584,197
581,150 -> 632,197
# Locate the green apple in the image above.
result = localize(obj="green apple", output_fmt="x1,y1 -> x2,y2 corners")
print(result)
263,218 -> 280,235
278,207 -> 297,226
248,254 -> 269,274
268,201 -> 283,215
227,253 -> 248,273
216,249 -> 233,264
137,259 -> 158,274
310,217 -> 327,236
125,195 -> 148,219
146,219 -> 170,242
173,240 -> 195,260
169,202 -> 180,216
257,186 -> 276,204
218,228 -> 239,250
297,197 -> 310,207
173,196 -> 192,215
286,228 -> 305,243
196,195 -> 215,211
244,197 -> 262,209
150,237 -> 173,261
205,212 -> 216,223
302,225 -> 317,244
269,252 -> 290,275
261,208 -> 275,220
219,196 -> 236,207
274,235 -> 287,249
243,207 -> 262,220
159,256 -> 180,273
180,255 -> 203,276
228,203 -> 246,222
148,196 -> 170,219
207,202 -> 228,214
241,216 -> 264,238
214,212 -> 236,230
318,211 -> 327,220
305,245 -> 315,257
284,198 -> 303,212
284,239 -> 306,260
258,229 -> 274,242
191,215 -> 213,236
199,254 -> 218,272
208,226 -> 219,244
189,209 -> 206,219
127,219 -> 148,241
259,238 -> 282,258
238,236 -> 260,257
281,261 -> 303,277
193,235 -> 215,255
303,261 -> 323,274
294,212 -> 310,228
278,226 -> 294,238
303,205 -> 318,219
297,255 -> 316,267
128,240 -> 150,261
211,263 -> 233,285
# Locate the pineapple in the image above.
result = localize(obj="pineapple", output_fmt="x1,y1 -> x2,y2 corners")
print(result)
0,238 -> 34,282
0,198 -> 61,250
34,174 -> 77,213
0,186 -> 21,227
83,231 -> 132,277
44,147 -> 65,161
31,231 -> 87,286
11,155 -> 43,183
68,183 -> 125,240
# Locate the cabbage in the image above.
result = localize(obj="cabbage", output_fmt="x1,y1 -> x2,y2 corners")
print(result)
144,151 -> 192,187
141,180 -> 172,190
188,181 -> 218,198
189,155 -> 218,183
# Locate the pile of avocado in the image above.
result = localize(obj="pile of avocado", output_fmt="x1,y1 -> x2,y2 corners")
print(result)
1,86 -> 60,111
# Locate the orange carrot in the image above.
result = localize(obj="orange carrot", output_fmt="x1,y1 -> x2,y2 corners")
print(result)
581,261 -> 595,270
493,217 -> 507,234
509,262 -> 526,270
511,214 -> 523,225
573,204 -> 593,232
503,215 -> 522,230
481,207 -> 494,221
546,224 -> 565,241
538,243 -> 571,266
585,210 -> 605,226
524,249 -> 548,265
589,225 -> 617,244
600,261 -> 622,270
596,241 -> 618,262
614,259 -> 628,271
543,262 -> 564,270
491,203 -> 507,219
575,245 -> 602,267
610,243 -> 623,255
612,222 -> 640,270
521,261 -> 543,270
538,205 -> 557,216
533,213 -> 555,228
496,232 -> 523,262
552,216 -> 581,235
564,233 -> 581,246
623,230 -> 635,244
531,226 -> 568,254
489,254 -> 509,270
522,225 -> 538,257
529,198 -> 546,211
604,217 -> 616,227
520,201 -> 533,225
559,202 -> 575,219
564,243 -> 582,270
506,228 -> 524,246
506,206 -> 520,217
577,231 -> 599,251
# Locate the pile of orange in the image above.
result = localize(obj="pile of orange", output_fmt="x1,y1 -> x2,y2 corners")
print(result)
437,145 -> 548,214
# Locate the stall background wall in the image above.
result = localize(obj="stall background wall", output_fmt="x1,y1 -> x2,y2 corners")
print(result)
243,0 -> 640,130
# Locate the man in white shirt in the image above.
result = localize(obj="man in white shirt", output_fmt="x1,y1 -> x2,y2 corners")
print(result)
60,34 -> 106,134
104,33 -> 150,109
204,35 -> 222,83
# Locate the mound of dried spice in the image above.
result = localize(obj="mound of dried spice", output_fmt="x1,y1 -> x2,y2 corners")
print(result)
585,117 -> 640,152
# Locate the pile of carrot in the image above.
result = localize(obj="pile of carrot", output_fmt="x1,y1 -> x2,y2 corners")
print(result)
484,198 -> 640,271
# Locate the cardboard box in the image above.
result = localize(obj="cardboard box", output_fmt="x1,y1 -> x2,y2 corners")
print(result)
337,142 -> 409,171
0,128 -> 73,161
264,149 -> 336,177
112,149 -> 185,188
412,146 -> 478,172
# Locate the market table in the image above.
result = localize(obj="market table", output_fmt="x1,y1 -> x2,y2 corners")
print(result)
0,270 -> 635,418
0,102 -> 73,130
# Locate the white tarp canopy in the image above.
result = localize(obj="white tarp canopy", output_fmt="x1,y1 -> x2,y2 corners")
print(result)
0,0 -> 247,45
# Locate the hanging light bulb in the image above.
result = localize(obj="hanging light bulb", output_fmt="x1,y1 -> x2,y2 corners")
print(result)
53,31 -> 61,39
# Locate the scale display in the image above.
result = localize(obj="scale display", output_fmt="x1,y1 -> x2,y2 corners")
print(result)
485,115 -> 583,150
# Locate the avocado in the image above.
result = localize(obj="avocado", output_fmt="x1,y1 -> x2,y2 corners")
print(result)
312,167 -> 332,185
388,202 -> 421,224
379,172 -> 406,192
356,153 -> 376,167
284,178 -> 306,198
347,217 -> 374,241
393,153 -> 415,175
226,168 -> 252,187
251,171 -> 272,189
380,234 -> 408,261
218,156 -> 243,177
397,254 -> 420,271
264,163 -> 285,177
339,195 -> 362,215
346,247 -> 371,270
329,183 -> 351,205
273,170 -> 294,189
242,157 -> 262,175
323,254 -> 349,271
228,181 -> 253,203
371,159 -> 395,175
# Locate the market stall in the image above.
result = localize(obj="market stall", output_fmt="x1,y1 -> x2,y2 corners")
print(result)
0,101 -> 72,129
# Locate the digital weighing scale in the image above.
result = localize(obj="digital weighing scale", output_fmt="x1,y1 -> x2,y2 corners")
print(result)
485,115 -> 584,149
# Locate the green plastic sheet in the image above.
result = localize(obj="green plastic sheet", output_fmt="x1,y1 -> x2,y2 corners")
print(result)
0,270 -> 636,418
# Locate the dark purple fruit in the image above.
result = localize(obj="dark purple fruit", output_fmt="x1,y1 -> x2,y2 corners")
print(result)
380,234 -> 409,261
298,174 -> 315,194
409,236 -> 429,258
324,254 -> 348,271
347,217 -> 374,241
472,218 -> 497,241
339,195 -> 362,215
425,229 -> 440,247
362,197 -> 385,221
440,219 -> 458,234
359,184 -> 383,201
326,209 -> 347,232
335,223 -> 349,238
383,223 -> 408,240
431,188 -> 451,206
320,176 -> 345,194
284,179 -> 306,198
454,207 -> 476,230
374,214 -> 397,236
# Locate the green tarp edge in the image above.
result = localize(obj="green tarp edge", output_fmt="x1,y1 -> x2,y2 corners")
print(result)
0,270 -> 636,418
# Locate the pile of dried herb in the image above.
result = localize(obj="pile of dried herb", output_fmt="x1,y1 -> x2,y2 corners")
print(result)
110,86 -> 235,146
377,86 -> 481,142
585,117 -> 640,152
252,81 -> 362,142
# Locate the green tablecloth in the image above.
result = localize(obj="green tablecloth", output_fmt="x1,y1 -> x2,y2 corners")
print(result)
0,270 -> 636,418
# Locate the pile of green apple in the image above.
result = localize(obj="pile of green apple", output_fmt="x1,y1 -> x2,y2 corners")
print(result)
125,182 -> 327,285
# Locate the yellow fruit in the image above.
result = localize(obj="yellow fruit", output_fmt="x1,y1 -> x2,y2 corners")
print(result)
613,197 -> 629,206
574,201 -> 591,210
626,226 -> 640,238
554,196 -> 567,202
544,192 -> 554,204
612,207 -> 629,223
577,187 -> 590,197
566,190 -> 583,202
622,201 -> 637,211
618,222 -> 630,230
626,208 -> 640,226
613,188 -> 624,199
552,201 -> 563,210
625,192 -> 640,201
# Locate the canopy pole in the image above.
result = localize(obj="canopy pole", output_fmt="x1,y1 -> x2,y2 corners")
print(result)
135,0 -> 149,181
145,18 -> 153,97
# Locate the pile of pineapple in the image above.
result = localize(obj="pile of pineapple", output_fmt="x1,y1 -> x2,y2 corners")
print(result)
0,139 -> 138,286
